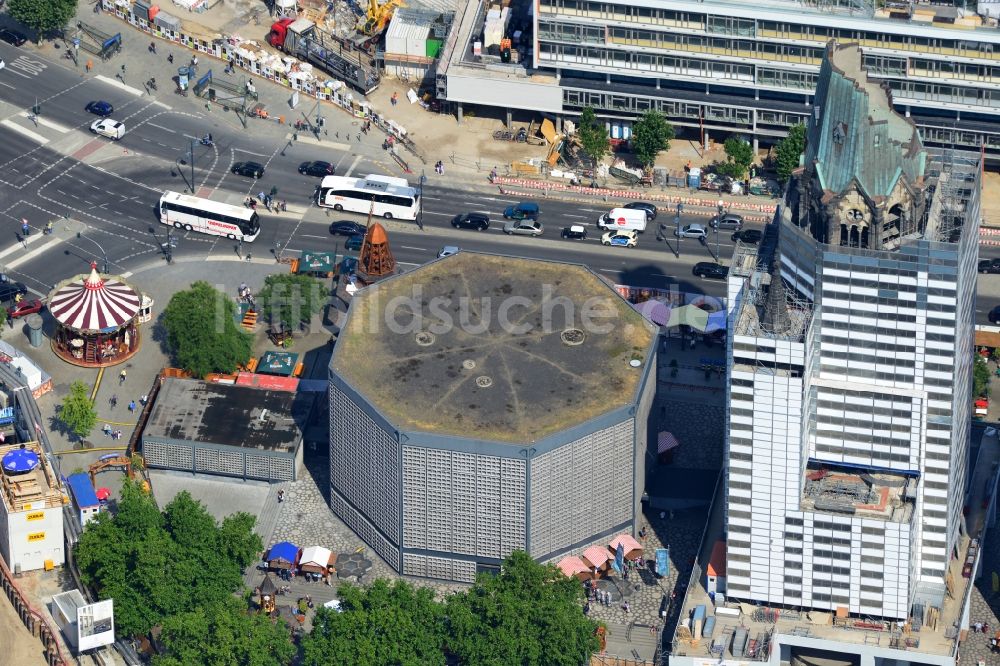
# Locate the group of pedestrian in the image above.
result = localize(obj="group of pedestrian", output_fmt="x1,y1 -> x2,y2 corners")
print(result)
361,120 -> 372,134
434,161 -> 446,175
102,424 -> 124,440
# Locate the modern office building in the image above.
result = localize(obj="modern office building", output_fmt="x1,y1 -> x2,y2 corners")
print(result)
327,252 -> 657,582
438,0 -> 1000,157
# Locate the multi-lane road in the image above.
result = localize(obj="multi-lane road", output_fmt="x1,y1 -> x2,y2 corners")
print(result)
0,40 -> 998,323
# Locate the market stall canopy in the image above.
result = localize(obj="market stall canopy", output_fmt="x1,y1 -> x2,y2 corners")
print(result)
266,541 -> 299,568
48,263 -> 141,332
557,556 -> 590,580
666,304 -> 709,331
632,299 -> 671,327
609,534 -> 643,559
298,546 -> 333,572
582,546 -> 611,569
705,310 -> 727,333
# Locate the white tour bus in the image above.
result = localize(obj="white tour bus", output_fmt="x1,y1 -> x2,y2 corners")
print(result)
158,191 -> 261,242
316,174 -> 420,220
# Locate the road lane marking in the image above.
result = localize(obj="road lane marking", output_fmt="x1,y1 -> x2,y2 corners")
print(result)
22,114 -> 72,133
0,81 -> 13,89
291,134 -> 350,151
94,75 -> 144,97
400,246 -> 426,251
564,214 -> 587,219
7,237 -> 64,269
344,154 -> 363,177
146,123 -> 176,134
0,119 -> 49,144
153,101 -> 172,110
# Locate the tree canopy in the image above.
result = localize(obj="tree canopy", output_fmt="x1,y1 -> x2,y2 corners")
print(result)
775,123 -> 807,184
257,273 -> 329,330
301,579 -> 447,666
446,551 -> 600,666
162,280 -> 252,377
631,111 -> 675,168
74,482 -> 262,638
154,597 -> 295,666
577,106 -> 610,166
8,0 -> 77,36
60,380 -> 97,439
974,354 -> 991,399
716,137 -> 754,180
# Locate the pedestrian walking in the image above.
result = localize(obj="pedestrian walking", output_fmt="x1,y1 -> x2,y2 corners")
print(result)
86,58 -> 93,72
191,55 -> 199,67
20,219 -> 29,236
390,92 -> 398,106
128,400 -> 136,414
109,394 -> 117,409
140,394 -> 148,406
280,200 -> 287,212
167,53 -> 174,64
119,369 -> 127,385
277,489 -> 285,503
149,41 -> 156,54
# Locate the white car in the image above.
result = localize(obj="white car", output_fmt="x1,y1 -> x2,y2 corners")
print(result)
0,59 -> 5,71
90,118 -> 125,140
675,223 -> 707,239
601,229 -> 638,248
437,246 -> 460,258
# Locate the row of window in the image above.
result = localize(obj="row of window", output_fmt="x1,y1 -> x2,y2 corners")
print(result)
537,0 -> 1000,60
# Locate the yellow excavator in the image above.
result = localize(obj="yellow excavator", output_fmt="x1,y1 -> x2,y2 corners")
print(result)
359,0 -> 404,37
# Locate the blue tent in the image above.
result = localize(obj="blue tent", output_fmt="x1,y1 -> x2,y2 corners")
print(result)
267,541 -> 299,569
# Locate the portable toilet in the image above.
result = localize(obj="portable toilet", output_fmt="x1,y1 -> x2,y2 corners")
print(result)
66,473 -> 102,526
706,540 -> 727,595
687,167 -> 702,189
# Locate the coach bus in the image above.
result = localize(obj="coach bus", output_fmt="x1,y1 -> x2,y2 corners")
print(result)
158,191 -> 261,242
316,174 -> 420,220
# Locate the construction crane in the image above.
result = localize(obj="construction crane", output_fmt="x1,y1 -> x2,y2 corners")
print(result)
358,0 -> 404,37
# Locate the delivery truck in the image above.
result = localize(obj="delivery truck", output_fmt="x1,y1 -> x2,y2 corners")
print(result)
267,19 -> 380,95
597,207 -> 648,232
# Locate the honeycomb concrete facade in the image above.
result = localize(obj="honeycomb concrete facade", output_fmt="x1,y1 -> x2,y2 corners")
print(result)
328,253 -> 658,582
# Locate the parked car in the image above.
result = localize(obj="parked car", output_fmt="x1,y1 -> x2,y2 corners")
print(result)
710,212 -> 744,230
675,224 -> 707,239
85,101 -> 114,116
451,212 -> 490,231
0,59 -> 4,71
693,262 -> 729,280
7,299 -> 42,319
0,29 -> 27,47
503,219 -> 543,236
344,235 -> 364,251
503,202 -> 540,221
602,229 -> 638,248
298,160 -> 334,177
732,229 -> 763,244
329,220 -> 366,236
561,225 -> 588,240
0,281 -> 28,305
979,258 -> 1000,274
231,161 -> 265,178
991,306 -> 1000,324
437,246 -> 460,258
623,201 -> 658,221
90,118 -> 125,140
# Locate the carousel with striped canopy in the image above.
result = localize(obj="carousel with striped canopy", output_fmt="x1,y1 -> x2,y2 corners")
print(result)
47,263 -> 145,367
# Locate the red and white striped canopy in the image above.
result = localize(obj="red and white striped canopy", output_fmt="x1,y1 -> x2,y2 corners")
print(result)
48,264 -> 141,332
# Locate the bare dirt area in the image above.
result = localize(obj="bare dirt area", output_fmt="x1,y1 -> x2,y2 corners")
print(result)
0,595 -> 48,666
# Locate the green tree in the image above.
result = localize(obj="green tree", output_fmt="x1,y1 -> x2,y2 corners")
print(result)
302,579 -> 447,666
60,380 -> 97,439
631,111 -> 675,168
775,123 -> 807,184
974,354 -> 991,398
162,281 -> 252,378
445,551 -> 600,666
74,484 -> 262,638
577,106 -> 610,165
154,597 -> 295,666
7,0 -> 77,36
257,273 -> 329,330
716,137 -> 754,180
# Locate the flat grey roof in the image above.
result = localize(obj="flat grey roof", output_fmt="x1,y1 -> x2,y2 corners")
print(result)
332,252 -> 656,444
144,379 -> 305,453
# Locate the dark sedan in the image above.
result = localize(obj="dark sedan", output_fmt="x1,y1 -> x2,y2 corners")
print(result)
979,258 -> 1000,274
0,29 -> 27,47
7,299 -> 42,319
344,235 -> 365,251
298,160 -> 335,177
693,262 -> 729,280
991,306 -> 1000,324
732,229 -> 763,244
623,201 -> 657,221
329,220 -> 366,237
0,282 -> 28,305
231,161 -> 265,179
451,212 -> 490,231
85,101 -> 114,116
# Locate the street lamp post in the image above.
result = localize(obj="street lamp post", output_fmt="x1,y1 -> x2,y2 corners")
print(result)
76,231 -> 110,274
675,202 -> 684,258
417,171 -> 426,231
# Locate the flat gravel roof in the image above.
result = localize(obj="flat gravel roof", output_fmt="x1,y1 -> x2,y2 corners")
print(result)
332,252 -> 656,443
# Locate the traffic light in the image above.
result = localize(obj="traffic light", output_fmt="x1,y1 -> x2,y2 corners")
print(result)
31,104 -> 40,115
